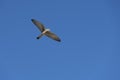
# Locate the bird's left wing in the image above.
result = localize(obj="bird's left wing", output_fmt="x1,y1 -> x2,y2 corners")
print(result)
45,31 -> 61,42
31,19 -> 45,32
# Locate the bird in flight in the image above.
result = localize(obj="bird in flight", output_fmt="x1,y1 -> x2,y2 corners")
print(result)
31,19 -> 61,42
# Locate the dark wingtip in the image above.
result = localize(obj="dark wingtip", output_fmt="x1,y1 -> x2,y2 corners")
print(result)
36,37 -> 39,39
57,39 -> 61,42
31,19 -> 34,21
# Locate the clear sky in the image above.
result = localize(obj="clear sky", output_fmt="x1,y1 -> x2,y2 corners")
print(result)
0,0 -> 120,80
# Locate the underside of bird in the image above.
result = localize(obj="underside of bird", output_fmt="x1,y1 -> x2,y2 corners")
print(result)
36,29 -> 50,39
31,19 -> 61,42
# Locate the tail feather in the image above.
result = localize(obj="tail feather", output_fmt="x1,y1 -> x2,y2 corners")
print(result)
36,34 -> 43,39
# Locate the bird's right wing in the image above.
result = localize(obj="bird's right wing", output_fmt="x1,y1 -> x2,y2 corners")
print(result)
45,31 -> 61,42
31,19 -> 45,32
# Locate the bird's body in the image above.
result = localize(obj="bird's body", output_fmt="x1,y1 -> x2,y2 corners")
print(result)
42,29 -> 50,34
36,29 -> 50,39
31,19 -> 61,42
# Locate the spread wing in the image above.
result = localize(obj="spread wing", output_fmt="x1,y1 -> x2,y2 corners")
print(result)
45,31 -> 61,42
31,19 -> 45,32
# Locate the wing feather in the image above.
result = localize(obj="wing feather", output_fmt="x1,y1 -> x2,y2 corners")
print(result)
31,19 -> 45,32
45,31 -> 61,42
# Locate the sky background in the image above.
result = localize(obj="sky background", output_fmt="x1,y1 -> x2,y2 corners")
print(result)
0,0 -> 120,80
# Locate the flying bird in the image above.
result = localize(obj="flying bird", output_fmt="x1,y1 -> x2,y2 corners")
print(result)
31,19 -> 61,42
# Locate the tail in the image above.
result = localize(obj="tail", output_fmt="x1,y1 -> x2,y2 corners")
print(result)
36,34 -> 43,39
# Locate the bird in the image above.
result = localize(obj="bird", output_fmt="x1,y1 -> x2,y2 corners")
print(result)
31,19 -> 61,42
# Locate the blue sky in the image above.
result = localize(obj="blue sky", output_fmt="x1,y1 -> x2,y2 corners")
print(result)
0,0 -> 120,80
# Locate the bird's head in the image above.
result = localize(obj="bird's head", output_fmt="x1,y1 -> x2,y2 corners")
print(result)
42,29 -> 50,34
45,29 -> 50,31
